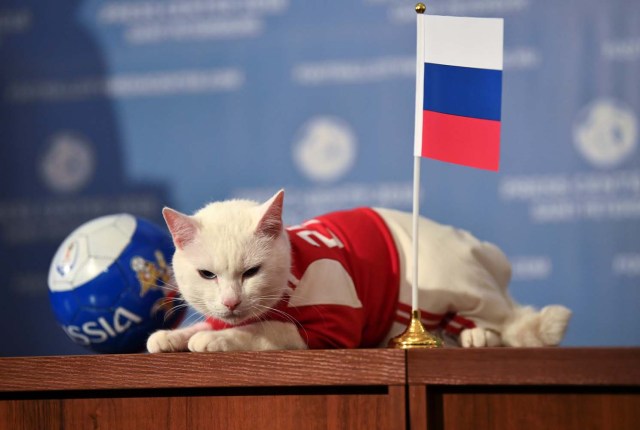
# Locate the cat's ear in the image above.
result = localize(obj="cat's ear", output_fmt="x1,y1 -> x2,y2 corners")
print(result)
255,189 -> 284,239
162,207 -> 200,250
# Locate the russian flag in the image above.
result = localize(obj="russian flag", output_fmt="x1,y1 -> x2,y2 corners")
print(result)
415,15 -> 503,171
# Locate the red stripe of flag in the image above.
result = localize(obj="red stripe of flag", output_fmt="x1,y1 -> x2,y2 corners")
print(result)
422,110 -> 501,171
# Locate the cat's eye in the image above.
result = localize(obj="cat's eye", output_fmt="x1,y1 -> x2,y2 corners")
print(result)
243,266 -> 261,279
197,269 -> 217,280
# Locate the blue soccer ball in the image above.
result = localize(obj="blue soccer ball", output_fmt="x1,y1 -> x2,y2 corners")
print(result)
47,214 -> 184,353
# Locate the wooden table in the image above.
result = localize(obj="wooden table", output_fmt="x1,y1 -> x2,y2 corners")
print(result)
0,349 -> 406,430
407,348 -> 640,430
0,348 -> 638,429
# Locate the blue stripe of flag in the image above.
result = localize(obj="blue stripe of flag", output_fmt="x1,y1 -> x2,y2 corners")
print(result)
423,63 -> 502,121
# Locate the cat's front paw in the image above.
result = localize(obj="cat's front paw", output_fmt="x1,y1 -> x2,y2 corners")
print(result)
187,330 -> 245,352
147,330 -> 188,353
459,327 -> 502,348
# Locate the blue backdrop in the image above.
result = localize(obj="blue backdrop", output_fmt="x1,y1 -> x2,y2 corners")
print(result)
1,0 -> 638,356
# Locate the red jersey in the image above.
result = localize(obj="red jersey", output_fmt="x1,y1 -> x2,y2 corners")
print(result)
207,208 -> 400,349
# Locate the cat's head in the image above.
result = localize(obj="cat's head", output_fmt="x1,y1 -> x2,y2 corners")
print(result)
163,190 -> 291,325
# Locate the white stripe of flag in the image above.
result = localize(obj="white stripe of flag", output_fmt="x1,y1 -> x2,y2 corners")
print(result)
424,15 -> 504,71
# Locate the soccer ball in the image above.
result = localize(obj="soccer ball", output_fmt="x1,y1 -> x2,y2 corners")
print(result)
48,214 -> 184,353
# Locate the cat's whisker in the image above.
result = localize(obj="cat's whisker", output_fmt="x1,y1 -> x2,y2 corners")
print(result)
162,303 -> 192,322
181,311 -> 207,327
141,273 -> 180,289
252,304 -> 310,346
157,286 -> 180,295
252,303 -> 307,334
159,295 -> 186,305
245,306 -> 307,347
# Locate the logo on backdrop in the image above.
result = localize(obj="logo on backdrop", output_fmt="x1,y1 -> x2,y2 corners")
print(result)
40,131 -> 95,193
573,99 -> 637,169
292,116 -> 357,183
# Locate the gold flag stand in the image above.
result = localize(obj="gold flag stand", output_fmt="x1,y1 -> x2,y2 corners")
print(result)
388,310 -> 442,349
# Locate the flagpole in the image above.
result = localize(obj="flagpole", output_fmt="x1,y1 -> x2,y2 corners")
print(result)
389,2 -> 442,349
411,1 -> 425,314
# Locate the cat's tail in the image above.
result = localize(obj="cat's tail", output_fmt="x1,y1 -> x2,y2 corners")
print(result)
500,304 -> 572,347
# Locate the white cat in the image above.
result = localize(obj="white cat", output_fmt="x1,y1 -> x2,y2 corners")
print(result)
147,189 -> 571,353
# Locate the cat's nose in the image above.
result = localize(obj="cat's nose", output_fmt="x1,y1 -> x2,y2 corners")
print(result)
223,297 -> 241,311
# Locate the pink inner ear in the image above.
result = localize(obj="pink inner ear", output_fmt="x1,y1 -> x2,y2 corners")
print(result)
256,191 -> 284,239
163,207 -> 198,249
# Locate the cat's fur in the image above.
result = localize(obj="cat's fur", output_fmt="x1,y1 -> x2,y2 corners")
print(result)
147,190 -> 571,352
